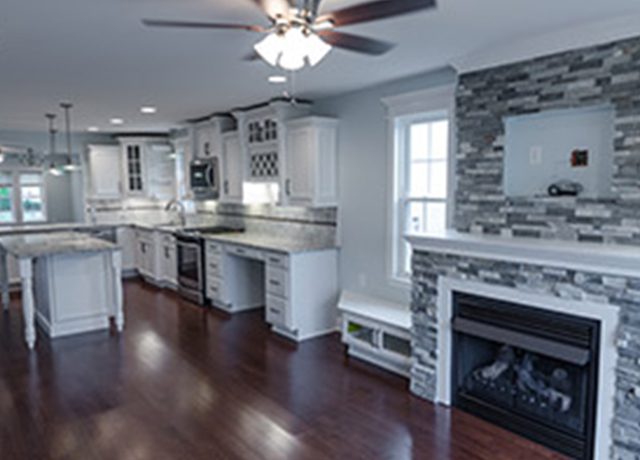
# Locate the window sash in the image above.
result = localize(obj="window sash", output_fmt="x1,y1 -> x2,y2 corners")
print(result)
0,171 -> 46,225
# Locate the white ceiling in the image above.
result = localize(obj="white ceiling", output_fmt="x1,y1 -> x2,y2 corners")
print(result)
1,0 -> 640,133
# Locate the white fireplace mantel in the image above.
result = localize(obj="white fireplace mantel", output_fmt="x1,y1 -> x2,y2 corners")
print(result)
406,230 -> 640,279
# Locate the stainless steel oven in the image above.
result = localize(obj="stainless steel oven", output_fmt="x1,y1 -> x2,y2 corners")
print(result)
176,233 -> 204,305
190,158 -> 219,200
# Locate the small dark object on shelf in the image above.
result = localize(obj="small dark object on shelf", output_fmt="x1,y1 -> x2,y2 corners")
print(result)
548,180 -> 583,197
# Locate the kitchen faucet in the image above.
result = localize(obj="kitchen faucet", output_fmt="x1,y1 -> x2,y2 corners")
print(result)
165,199 -> 187,227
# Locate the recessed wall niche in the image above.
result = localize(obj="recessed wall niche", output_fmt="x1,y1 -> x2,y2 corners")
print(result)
504,106 -> 615,199
454,35 -> 640,243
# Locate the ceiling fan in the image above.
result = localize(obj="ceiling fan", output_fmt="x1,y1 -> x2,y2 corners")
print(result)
142,0 -> 436,71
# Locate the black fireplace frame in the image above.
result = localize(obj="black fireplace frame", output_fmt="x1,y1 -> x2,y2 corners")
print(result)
450,292 -> 600,460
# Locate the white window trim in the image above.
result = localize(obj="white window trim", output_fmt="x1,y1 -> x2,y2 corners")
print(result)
382,85 -> 456,288
0,168 -> 48,226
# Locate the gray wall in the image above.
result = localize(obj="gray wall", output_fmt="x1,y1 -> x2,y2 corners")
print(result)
0,130 -> 114,222
314,67 -> 458,305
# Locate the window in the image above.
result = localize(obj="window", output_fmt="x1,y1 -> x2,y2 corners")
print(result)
20,173 -> 46,222
0,171 -> 47,224
384,85 -> 454,284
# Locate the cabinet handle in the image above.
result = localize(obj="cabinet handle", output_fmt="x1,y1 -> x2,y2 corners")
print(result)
224,180 -> 229,195
269,308 -> 280,315
268,257 -> 280,264
165,247 -> 170,259
268,279 -> 281,287
236,248 -> 245,254
285,179 -> 291,196
141,242 -> 146,254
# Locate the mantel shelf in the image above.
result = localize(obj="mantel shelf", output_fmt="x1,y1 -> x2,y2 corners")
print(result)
405,230 -> 640,279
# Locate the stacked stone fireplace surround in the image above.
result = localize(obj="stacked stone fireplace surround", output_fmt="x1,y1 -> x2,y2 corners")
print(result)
410,36 -> 640,458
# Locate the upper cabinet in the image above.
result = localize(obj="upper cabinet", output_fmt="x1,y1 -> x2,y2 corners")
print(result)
122,141 -> 146,196
283,117 -> 338,207
87,144 -> 122,199
192,116 -> 235,160
220,132 -> 243,204
234,101 -> 311,185
118,136 -> 176,200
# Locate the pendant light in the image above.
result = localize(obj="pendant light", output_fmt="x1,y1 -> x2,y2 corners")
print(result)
60,102 -> 80,172
46,114 -> 63,176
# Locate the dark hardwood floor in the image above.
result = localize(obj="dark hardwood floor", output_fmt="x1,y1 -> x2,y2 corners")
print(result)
0,280 -> 565,459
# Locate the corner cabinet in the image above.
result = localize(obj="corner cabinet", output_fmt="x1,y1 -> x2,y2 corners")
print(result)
283,117 -> 338,207
220,132 -> 243,203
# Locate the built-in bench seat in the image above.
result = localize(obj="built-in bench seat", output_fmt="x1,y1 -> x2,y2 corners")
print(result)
338,291 -> 412,378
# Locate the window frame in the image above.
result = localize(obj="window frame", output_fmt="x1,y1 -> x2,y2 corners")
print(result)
0,169 -> 48,225
382,85 -> 456,287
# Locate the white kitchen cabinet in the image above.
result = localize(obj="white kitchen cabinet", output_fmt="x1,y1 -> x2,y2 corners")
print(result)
134,228 -> 156,280
87,145 -> 122,199
220,132 -> 243,203
158,232 -> 177,288
116,226 -> 136,273
193,116 -> 235,160
146,143 -> 176,200
283,117 -> 338,207
122,141 -> 146,196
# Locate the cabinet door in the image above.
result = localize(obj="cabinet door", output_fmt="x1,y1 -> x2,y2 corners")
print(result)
124,143 -> 146,196
195,126 -> 213,159
285,126 -> 314,205
146,144 -> 176,200
88,145 -> 121,198
221,134 -> 243,203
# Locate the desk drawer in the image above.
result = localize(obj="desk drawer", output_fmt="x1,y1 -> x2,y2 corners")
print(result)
206,254 -> 223,278
266,295 -> 289,327
227,244 -> 262,261
266,266 -> 288,298
205,241 -> 223,255
265,252 -> 288,269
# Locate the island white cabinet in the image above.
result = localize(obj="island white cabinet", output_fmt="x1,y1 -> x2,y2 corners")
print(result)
87,145 -> 122,199
283,117 -> 338,207
220,132 -> 243,203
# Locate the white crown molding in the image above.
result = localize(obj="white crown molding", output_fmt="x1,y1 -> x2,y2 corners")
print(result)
450,13 -> 640,74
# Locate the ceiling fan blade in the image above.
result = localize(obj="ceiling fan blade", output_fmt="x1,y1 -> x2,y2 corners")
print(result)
317,0 -> 436,27
142,19 -> 266,33
318,31 -> 394,55
250,0 -> 296,19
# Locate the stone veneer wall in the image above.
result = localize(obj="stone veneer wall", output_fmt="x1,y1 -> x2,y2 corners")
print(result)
410,250 -> 640,459
455,35 -> 640,243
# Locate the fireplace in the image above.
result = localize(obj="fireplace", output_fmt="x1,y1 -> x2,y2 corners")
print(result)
451,292 -> 600,459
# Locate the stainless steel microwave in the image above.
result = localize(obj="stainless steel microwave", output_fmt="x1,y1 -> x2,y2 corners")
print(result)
190,158 -> 219,199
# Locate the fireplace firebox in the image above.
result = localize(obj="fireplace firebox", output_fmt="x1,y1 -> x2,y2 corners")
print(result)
451,292 -> 600,459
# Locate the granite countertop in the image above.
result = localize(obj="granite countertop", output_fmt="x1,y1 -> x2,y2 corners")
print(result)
0,222 -> 121,236
0,232 -> 119,259
201,232 -> 338,254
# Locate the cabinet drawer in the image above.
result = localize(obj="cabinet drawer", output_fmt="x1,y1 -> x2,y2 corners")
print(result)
266,295 -> 289,327
206,241 -> 223,255
265,252 -> 289,269
266,266 -> 288,298
206,254 -> 223,278
206,278 -> 223,300
227,244 -> 262,261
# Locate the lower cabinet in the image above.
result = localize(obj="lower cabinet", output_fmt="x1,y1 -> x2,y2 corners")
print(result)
203,240 -> 338,342
158,233 -> 177,288
134,228 -> 157,280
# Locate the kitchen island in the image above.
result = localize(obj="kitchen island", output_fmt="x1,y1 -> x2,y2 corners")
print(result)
0,232 -> 123,349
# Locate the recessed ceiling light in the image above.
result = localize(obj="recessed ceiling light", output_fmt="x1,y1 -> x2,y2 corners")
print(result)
268,75 -> 287,84
110,118 -> 124,125
87,126 -> 100,132
141,106 -> 157,114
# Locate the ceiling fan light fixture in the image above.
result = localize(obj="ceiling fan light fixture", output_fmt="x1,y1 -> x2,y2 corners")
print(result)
306,33 -> 332,66
278,27 -> 309,71
254,33 -> 284,67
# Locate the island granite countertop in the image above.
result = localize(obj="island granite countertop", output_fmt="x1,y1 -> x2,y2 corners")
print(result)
0,232 -> 120,259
